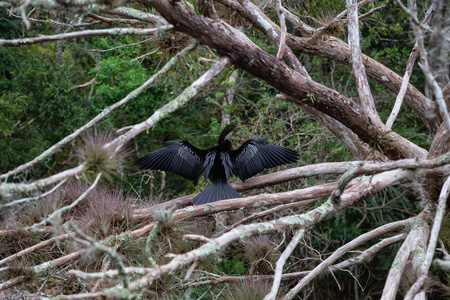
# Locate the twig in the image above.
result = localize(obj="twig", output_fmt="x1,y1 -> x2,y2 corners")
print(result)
85,38 -> 153,53
145,202 -> 181,266
68,221 -> 129,288
236,0 -> 308,76
69,79 -> 96,91
224,198 -> 317,232
393,0 -> 434,33
131,47 -> 160,62
411,2 -> 450,131
188,233 -> 406,287
85,13 -> 144,24
91,240 -> 123,293
183,234 -> 213,243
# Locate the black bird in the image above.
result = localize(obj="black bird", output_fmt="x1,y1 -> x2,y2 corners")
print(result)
138,125 -> 298,205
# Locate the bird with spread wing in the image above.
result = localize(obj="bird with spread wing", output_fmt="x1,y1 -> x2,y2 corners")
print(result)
138,125 -> 298,205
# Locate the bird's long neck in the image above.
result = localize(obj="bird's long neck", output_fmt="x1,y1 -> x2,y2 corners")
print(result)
218,126 -> 234,146
218,126 -> 237,151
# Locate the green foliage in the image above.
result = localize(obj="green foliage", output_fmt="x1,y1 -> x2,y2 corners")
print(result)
0,44 -> 94,175
217,255 -> 246,275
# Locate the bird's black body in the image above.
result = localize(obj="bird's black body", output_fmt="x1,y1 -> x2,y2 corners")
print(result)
138,125 -> 298,205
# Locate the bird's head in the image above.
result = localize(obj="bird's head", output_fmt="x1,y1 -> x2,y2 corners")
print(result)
219,124 -> 249,145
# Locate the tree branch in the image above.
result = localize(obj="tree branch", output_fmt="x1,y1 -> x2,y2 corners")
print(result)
404,175 -> 450,299
103,56 -> 231,152
380,214 -> 430,300
0,26 -> 173,46
281,216 -> 417,299
385,4 -> 436,129
346,0 -> 379,120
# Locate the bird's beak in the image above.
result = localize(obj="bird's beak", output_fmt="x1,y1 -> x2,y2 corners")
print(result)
235,125 -> 250,129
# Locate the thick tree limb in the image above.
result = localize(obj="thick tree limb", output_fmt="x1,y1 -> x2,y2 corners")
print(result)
380,214 -> 430,300
286,36 -> 439,134
148,0 -> 427,160
217,0 -> 438,134
108,6 -> 169,25
404,175 -> 450,299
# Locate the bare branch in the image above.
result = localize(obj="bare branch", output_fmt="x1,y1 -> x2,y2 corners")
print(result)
0,178 -> 67,209
346,0 -> 379,120
386,4 -> 436,129
224,199 -> 317,232
188,233 -> 406,287
0,234 -> 70,266
25,172 -> 102,230
281,216 -> 417,299
275,0 -> 287,60
85,13 -> 145,24
265,229 -> 305,300
108,6 -> 169,25
404,175 -> 450,299
104,56 -> 231,152
0,26 -> 173,46
0,163 -> 86,197
381,214 -> 430,300
235,0 -> 308,75
411,3 -> 450,131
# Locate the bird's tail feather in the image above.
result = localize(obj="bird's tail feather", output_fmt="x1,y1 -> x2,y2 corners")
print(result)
193,182 -> 242,205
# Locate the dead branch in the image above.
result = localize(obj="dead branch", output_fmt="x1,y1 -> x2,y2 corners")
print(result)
386,4 -> 436,129
265,229 -> 305,300
103,56 -> 231,152
380,214 -> 430,300
0,26 -> 173,46
404,175 -> 450,299
346,0 -> 379,121
0,163 -> 86,197
281,215 -> 417,299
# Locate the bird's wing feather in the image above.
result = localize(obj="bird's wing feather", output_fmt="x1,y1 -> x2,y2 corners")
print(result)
203,151 -> 216,180
138,141 -> 206,183
230,138 -> 298,181
220,152 -> 234,180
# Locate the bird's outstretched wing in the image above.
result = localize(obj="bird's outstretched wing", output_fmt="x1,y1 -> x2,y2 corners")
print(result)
230,138 -> 298,181
138,141 -> 207,184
